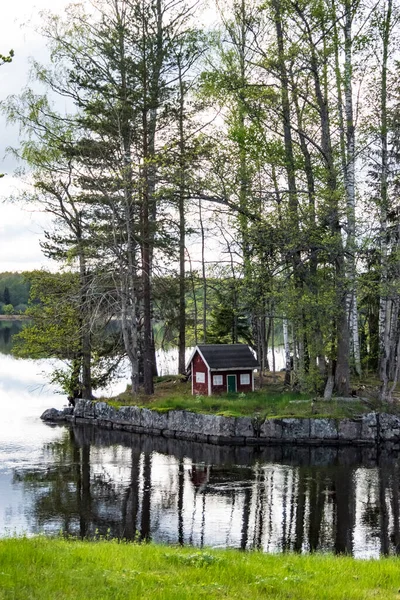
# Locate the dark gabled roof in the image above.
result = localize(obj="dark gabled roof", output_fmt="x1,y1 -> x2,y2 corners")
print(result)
195,344 -> 259,370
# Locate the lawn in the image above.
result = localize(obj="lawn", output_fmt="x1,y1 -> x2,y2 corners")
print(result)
0,537 -> 399,599
103,374 -> 389,420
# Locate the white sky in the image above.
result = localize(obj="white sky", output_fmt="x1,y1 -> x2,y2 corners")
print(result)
0,0 -> 72,272
0,0 -> 221,274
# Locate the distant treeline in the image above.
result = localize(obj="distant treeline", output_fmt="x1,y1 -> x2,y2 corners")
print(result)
0,273 -> 30,314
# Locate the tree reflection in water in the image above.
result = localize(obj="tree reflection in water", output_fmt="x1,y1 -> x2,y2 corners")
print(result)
0,321 -> 23,354
11,426 -> 400,557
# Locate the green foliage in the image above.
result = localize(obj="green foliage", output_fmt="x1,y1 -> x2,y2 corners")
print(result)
0,49 -> 14,65
12,270 -> 121,396
2,304 -> 14,315
13,270 -> 81,361
0,273 -> 30,308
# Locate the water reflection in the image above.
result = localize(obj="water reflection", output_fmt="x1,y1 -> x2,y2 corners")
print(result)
0,320 -> 24,354
9,424 -> 400,558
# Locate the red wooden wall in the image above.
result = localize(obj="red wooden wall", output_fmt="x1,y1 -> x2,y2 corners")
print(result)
191,350 -> 254,395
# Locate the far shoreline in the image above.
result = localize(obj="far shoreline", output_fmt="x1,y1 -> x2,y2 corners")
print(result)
0,315 -> 29,321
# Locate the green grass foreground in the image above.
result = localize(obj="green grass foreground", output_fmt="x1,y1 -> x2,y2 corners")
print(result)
1,538 -> 400,600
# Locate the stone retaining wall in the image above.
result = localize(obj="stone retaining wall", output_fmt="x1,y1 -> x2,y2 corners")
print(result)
41,400 -> 400,446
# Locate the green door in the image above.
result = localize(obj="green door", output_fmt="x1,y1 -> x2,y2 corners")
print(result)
227,374 -> 237,393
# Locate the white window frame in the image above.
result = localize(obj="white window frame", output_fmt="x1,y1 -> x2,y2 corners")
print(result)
213,374 -> 223,386
196,371 -> 205,384
240,373 -> 250,385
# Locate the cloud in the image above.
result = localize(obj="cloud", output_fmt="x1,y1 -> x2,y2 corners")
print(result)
0,178 -> 54,271
0,2 -> 73,271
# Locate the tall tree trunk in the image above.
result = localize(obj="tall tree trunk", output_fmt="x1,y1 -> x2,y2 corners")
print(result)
78,247 -> 92,399
342,0 -> 361,376
199,199 -> 207,343
378,0 -> 393,402
177,70 -> 186,375
283,317 -> 291,386
296,5 -> 350,396
187,249 -> 198,345
116,4 -> 140,394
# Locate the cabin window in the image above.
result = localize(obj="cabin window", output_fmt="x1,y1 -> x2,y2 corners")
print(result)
213,375 -> 223,386
240,373 -> 250,385
196,372 -> 205,384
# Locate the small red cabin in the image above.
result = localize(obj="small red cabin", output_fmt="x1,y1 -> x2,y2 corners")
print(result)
187,344 -> 259,396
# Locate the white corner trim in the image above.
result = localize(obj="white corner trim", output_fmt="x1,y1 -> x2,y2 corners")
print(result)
207,366 -> 211,396
186,346 -> 199,370
186,345 -> 211,371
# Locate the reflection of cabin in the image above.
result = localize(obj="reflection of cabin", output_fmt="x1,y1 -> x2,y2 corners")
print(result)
187,344 -> 259,396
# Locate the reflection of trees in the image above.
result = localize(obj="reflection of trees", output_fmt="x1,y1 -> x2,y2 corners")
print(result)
255,466 -> 356,554
121,449 -> 141,540
0,321 -> 22,354
13,429 -> 400,556
177,460 -> 184,545
334,467 -> 355,554
359,465 -> 400,556
379,468 -> 390,555
13,429 -> 93,535
13,429 -> 147,540
140,453 -> 152,541
390,466 -> 400,553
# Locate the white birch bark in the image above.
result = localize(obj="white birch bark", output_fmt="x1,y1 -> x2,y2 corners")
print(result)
343,0 -> 361,376
283,318 -> 291,385
378,0 -> 393,401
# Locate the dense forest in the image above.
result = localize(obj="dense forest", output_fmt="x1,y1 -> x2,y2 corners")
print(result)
0,272 -> 30,313
2,0 -> 400,401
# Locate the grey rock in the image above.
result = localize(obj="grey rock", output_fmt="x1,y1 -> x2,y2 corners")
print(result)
163,429 -> 176,438
41,408 -> 66,422
310,419 -> 338,440
379,413 -> 400,441
149,427 -> 162,436
184,412 -> 209,435
214,415 -> 236,436
97,419 -> 113,429
176,431 -> 198,441
94,402 -> 116,421
361,413 -> 378,440
235,417 -> 254,438
83,401 -> 95,419
152,411 -> 169,431
167,410 -> 186,432
338,419 -> 361,441
260,419 -> 282,439
74,399 -> 88,418
281,418 -> 310,440
130,406 -> 142,426
167,411 -> 217,435
141,408 -> 154,429
116,406 -> 140,425
62,407 -> 74,416
201,414 -> 235,436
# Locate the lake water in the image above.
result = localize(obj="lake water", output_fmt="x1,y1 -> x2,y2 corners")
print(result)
1,322 -> 400,558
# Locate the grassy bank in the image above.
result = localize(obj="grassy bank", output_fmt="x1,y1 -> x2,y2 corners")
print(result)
0,538 -> 399,599
105,375 -> 383,420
